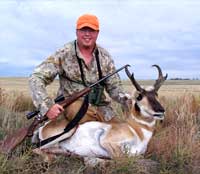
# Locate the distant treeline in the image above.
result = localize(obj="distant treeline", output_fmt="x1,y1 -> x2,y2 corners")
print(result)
170,78 -> 199,80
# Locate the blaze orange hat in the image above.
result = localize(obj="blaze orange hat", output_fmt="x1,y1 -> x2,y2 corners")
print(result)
76,14 -> 99,31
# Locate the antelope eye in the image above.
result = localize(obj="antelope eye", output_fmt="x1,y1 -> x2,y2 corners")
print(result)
137,94 -> 143,101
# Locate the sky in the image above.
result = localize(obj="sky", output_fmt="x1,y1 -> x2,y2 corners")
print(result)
0,0 -> 200,79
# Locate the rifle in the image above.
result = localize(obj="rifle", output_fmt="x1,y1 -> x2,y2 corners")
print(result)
0,64 -> 130,154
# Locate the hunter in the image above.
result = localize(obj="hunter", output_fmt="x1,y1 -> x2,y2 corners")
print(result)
29,13 -> 131,121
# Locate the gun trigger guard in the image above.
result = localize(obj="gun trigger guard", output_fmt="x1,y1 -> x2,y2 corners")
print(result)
36,113 -> 43,120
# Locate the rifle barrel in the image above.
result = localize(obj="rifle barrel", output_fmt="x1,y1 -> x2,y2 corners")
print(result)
89,64 -> 130,88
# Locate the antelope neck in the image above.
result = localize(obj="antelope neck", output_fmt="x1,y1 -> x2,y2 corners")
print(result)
129,109 -> 155,132
134,102 -> 155,123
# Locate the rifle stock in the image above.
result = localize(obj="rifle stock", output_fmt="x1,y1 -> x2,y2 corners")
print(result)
27,117 -> 48,137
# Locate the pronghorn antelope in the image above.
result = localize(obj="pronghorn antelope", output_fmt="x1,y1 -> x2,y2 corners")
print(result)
32,65 -> 167,162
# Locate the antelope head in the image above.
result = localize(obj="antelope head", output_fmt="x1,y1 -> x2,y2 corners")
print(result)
125,65 -> 168,120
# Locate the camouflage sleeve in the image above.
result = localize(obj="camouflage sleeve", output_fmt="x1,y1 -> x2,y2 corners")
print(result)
29,49 -> 64,116
103,52 -> 128,106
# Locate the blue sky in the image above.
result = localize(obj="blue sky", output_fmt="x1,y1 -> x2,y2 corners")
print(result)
0,0 -> 200,79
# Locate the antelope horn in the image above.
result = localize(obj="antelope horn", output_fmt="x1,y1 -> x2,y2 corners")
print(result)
152,64 -> 168,91
125,66 -> 143,92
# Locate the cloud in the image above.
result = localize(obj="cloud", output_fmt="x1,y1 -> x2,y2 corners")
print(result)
0,0 -> 200,79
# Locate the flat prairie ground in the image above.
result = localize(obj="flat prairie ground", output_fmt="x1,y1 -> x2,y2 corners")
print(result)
0,77 -> 58,95
1,77 -> 200,97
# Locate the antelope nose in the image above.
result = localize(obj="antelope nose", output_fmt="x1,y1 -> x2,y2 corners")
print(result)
158,108 -> 165,113
155,106 -> 165,113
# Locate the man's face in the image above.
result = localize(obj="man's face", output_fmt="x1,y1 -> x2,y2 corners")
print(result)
76,27 -> 99,49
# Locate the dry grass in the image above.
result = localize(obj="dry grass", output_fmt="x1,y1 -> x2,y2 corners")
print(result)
146,94 -> 200,173
0,77 -> 58,95
0,77 -> 200,173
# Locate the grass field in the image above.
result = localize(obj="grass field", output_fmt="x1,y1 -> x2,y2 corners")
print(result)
0,77 -> 200,174
1,77 -> 200,95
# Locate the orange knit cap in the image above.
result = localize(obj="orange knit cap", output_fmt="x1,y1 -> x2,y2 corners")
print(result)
76,14 -> 99,31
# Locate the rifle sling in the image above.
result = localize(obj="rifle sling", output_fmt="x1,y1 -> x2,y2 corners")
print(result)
37,95 -> 89,147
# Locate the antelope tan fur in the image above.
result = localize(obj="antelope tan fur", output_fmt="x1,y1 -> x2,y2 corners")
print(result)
33,65 -> 167,162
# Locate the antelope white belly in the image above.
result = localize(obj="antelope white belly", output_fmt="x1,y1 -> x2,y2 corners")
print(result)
59,121 -> 111,158
130,128 -> 153,155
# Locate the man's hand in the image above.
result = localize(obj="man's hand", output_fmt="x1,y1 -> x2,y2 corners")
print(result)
46,104 -> 64,120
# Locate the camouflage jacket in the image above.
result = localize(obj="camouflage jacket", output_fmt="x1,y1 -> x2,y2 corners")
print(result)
29,40 -> 126,116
